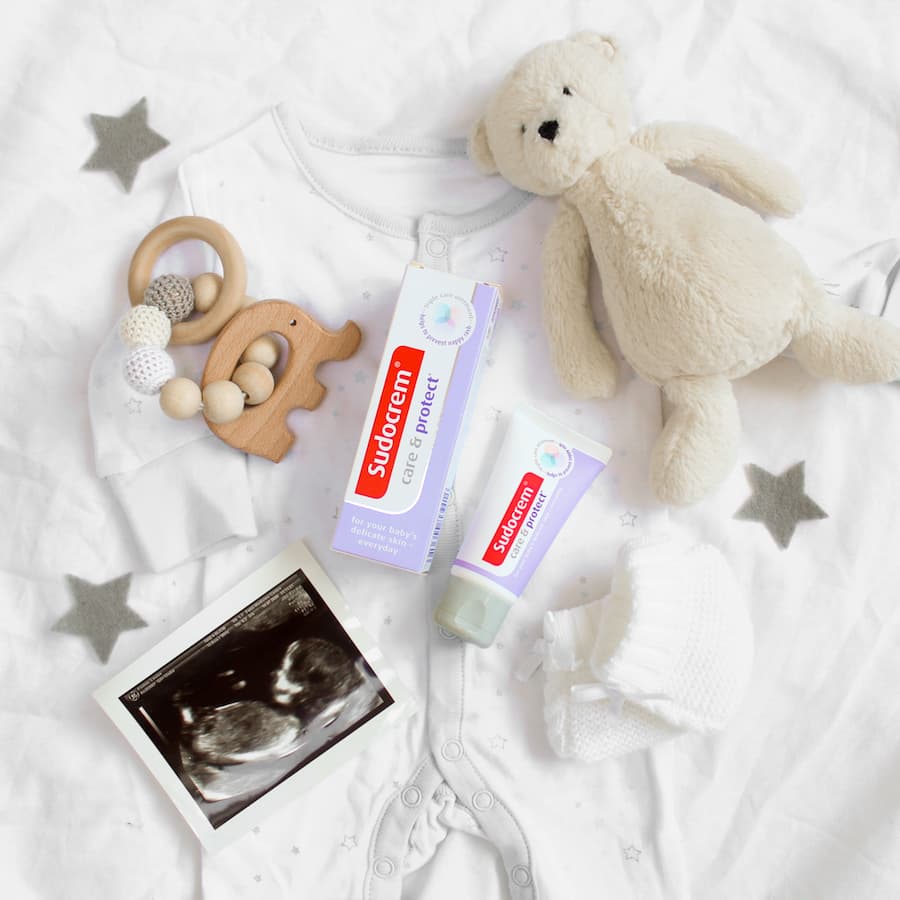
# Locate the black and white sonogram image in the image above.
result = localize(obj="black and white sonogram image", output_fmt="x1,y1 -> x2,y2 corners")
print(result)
119,568 -> 392,828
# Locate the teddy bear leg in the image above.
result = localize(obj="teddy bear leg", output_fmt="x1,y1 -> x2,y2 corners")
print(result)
650,376 -> 740,506
790,288 -> 900,383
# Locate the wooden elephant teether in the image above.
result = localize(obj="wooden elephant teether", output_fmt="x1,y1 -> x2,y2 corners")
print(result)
203,302 -> 361,461
118,215 -> 362,461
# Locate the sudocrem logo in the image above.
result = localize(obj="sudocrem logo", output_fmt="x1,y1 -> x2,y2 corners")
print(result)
355,345 -> 425,499
482,471 -> 545,566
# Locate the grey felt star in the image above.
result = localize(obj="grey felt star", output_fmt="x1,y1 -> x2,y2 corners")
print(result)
53,574 -> 146,663
82,98 -> 169,192
623,845 -> 642,862
734,462 -> 827,549
489,246 -> 508,262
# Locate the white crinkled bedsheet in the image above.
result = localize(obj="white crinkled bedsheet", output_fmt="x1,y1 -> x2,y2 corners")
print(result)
2,0 -> 900,897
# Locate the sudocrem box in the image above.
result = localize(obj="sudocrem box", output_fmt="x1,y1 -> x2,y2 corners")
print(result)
332,263 -> 502,573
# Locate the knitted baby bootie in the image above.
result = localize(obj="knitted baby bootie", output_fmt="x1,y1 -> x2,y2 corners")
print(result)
534,534 -> 753,762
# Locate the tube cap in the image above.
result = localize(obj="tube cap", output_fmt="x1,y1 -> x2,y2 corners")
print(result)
434,575 -> 513,648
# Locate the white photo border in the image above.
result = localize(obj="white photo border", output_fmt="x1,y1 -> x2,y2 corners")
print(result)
94,539 -> 414,853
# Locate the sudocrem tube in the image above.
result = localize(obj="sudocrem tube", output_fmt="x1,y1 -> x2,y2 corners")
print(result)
434,406 -> 612,647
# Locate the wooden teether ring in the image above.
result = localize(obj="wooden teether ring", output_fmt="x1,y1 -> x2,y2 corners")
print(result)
202,300 -> 362,461
128,216 -> 246,346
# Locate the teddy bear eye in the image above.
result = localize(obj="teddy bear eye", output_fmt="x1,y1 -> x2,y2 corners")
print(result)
562,86 -> 573,96
520,124 -> 526,134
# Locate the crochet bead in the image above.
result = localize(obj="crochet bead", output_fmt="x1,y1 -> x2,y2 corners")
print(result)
144,273 -> 195,323
119,304 -> 171,348
202,379 -> 245,424
159,377 -> 202,419
191,272 -> 222,313
240,334 -> 280,369
123,346 -> 176,395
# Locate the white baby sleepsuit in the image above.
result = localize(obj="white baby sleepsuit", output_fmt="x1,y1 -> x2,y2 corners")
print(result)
91,101 -> 676,899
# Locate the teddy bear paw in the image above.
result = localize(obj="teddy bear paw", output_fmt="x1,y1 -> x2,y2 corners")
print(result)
555,346 -> 618,399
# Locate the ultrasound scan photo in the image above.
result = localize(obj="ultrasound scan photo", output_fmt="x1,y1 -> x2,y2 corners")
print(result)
119,567 -> 392,828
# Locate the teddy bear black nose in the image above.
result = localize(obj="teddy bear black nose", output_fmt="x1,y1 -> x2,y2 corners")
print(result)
538,120 -> 559,142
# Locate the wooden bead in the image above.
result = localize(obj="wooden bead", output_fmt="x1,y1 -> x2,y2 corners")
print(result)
231,362 -> 275,406
191,272 -> 223,313
202,380 -> 245,424
240,334 -> 280,369
159,377 -> 202,419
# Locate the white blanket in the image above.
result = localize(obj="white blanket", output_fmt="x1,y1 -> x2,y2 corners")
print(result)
2,0 -> 899,897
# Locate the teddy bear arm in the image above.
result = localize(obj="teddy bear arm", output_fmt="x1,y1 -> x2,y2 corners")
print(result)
631,122 -> 805,218
541,201 -> 617,399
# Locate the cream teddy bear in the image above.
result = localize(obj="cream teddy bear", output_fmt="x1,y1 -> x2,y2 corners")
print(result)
470,32 -> 900,504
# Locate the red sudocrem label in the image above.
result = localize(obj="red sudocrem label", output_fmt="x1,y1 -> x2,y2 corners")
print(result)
482,472 -> 545,566
355,345 -> 425,500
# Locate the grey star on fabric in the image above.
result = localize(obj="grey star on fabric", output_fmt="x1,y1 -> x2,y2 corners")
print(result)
734,462 -> 827,549
82,97 -> 169,192
53,574 -> 146,663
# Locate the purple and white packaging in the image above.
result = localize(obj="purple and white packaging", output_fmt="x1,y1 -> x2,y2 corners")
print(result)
332,263 -> 502,573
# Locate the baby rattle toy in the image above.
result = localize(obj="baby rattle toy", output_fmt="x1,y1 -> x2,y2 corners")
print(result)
118,216 -> 362,461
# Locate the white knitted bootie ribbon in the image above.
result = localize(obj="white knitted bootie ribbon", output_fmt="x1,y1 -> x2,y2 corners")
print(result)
532,533 -> 754,762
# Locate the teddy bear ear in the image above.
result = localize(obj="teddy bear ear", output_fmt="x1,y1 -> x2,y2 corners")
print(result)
571,31 -> 619,60
468,117 -> 498,175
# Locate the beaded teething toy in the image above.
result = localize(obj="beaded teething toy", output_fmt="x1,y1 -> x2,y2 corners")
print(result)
119,216 -> 362,462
